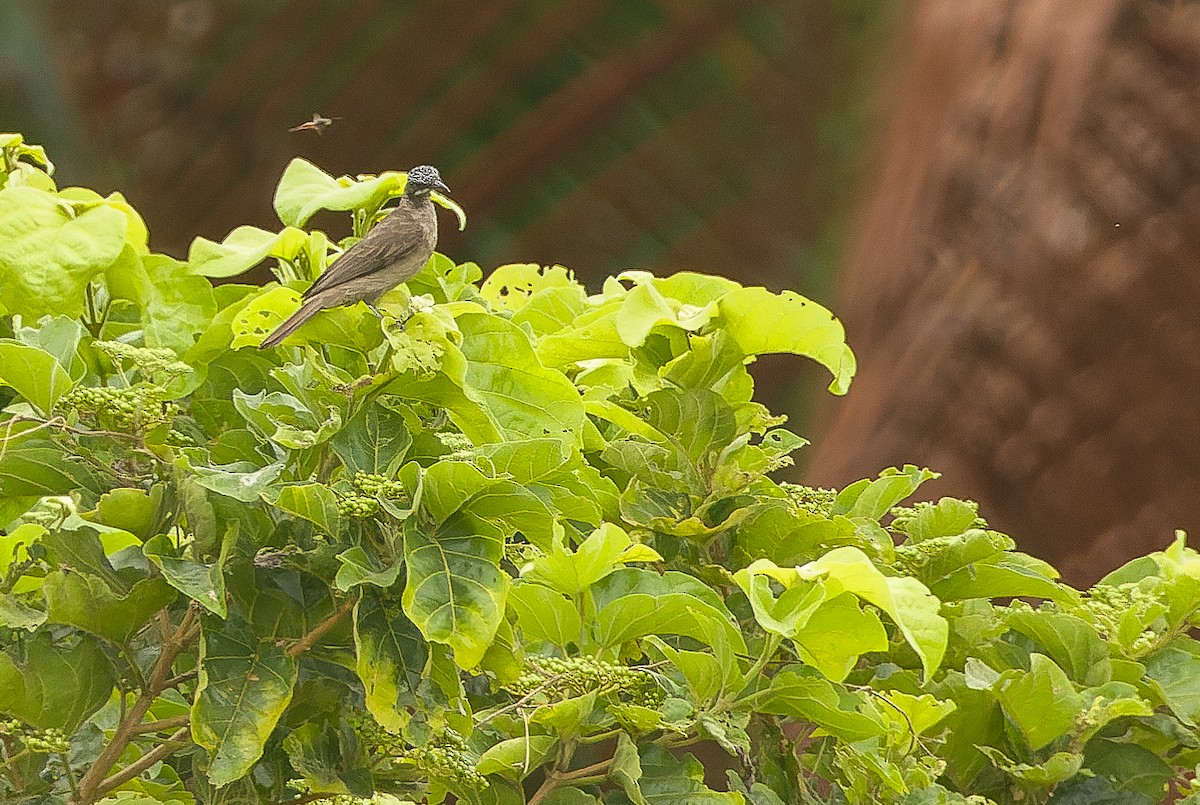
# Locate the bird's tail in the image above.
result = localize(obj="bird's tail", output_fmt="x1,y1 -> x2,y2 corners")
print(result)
259,298 -> 325,349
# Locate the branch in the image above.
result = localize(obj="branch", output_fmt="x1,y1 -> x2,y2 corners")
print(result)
70,607 -> 200,804
286,596 -> 357,658
96,727 -> 190,793
528,759 -> 613,805
132,714 -> 191,735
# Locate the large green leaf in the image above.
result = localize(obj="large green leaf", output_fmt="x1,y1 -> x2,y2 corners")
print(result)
43,571 -> 177,644
331,402 -> 413,476
607,744 -> 743,804
402,510 -> 509,668
524,524 -> 656,597
187,225 -> 308,278
144,532 -> 230,617
0,339 -> 74,415
0,633 -> 114,731
192,614 -> 298,786
270,482 -> 343,536
716,285 -> 856,395
800,548 -> 948,681
456,311 -> 587,445
508,582 -> 581,648
354,593 -> 427,733
755,667 -> 886,743
0,435 -> 103,498
996,654 -> 1084,750
273,158 -> 402,228
0,185 -> 128,317
1144,639 -> 1200,726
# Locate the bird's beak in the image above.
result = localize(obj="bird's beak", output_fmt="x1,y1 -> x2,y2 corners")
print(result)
434,178 -> 451,194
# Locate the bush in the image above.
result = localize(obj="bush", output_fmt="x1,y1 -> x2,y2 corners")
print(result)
2,133 -> 1200,805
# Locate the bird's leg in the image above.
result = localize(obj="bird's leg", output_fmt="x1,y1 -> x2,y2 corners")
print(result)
366,303 -> 384,319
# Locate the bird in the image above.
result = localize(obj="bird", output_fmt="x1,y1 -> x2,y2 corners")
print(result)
259,165 -> 450,349
288,112 -> 341,134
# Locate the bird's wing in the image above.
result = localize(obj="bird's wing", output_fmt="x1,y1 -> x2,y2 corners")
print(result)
304,205 -> 424,297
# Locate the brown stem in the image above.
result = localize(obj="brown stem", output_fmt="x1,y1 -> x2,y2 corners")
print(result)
286,596 -> 357,658
96,727 -> 190,793
70,607 -> 200,805
528,759 -> 613,805
132,714 -> 191,735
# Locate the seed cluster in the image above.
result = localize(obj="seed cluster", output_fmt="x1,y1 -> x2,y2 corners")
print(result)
336,472 -> 408,518
509,655 -> 665,708
781,483 -> 836,518
94,341 -> 191,380
0,720 -> 69,754
350,715 -> 485,790
58,384 -> 179,433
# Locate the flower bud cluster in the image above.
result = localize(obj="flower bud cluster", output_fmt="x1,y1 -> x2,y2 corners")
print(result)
349,714 -> 484,790
509,655 -> 665,708
780,484 -> 836,518
94,341 -> 191,380
336,472 -> 408,518
58,384 -> 179,433
0,720 -> 69,754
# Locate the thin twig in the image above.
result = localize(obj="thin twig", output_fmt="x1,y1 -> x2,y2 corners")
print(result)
132,715 -> 191,735
528,759 -> 613,805
95,727 -> 190,793
70,606 -> 201,804
286,596 -> 357,658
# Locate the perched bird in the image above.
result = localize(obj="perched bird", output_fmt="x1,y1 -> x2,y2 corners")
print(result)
260,165 -> 450,348
288,112 -> 341,134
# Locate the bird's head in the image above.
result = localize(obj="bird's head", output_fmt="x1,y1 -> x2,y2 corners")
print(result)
404,165 -> 450,198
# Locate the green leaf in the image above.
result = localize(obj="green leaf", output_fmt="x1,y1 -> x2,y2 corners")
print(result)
997,653 -> 1084,750
609,732 -> 650,805
611,744 -> 744,804
524,523 -> 641,596
791,593 -> 888,682
977,746 -> 1083,787
592,591 -> 743,653
0,435 -> 102,497
270,482 -> 342,535
0,339 -> 74,415
508,582 -> 581,647
833,465 -> 939,521
0,632 -> 114,731
456,311 -> 587,445
1004,606 -> 1111,686
234,389 -> 342,449
331,403 -> 413,476
192,613 -> 298,786
187,224 -> 308,278
475,735 -> 556,780
183,459 -> 284,503
334,546 -> 403,591
273,158 -> 405,228
144,533 -> 229,617
354,593 -> 427,733
402,511 -> 509,668
755,667 -> 887,743
1083,738 -> 1172,801
800,547 -> 948,681
0,185 -> 128,317
43,571 -> 177,644
636,388 -> 738,471
282,721 -> 347,794
717,285 -> 856,395
1144,639 -> 1200,725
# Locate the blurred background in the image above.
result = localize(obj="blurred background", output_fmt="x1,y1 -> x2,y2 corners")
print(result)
2,0 -> 1198,585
